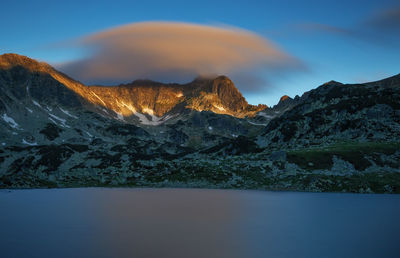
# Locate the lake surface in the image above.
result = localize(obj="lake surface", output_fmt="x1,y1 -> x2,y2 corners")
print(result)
1,188 -> 399,258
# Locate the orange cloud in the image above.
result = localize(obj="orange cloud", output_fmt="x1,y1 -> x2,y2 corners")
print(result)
58,22 -> 302,87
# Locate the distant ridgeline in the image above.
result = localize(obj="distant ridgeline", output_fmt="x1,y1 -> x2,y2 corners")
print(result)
0,53 -> 399,193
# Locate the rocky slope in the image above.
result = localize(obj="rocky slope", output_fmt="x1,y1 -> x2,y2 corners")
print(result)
256,75 -> 400,148
0,53 -> 399,193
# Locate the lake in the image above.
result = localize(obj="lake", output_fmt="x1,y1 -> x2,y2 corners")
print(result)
1,188 -> 399,258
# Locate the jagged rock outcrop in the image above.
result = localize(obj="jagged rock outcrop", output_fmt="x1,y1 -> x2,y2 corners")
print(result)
273,94 -> 300,112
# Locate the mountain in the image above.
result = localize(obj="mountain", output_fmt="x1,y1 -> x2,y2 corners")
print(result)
0,53 -> 399,193
87,75 -> 267,125
0,53 -> 267,148
257,75 -> 400,148
0,54 -> 266,126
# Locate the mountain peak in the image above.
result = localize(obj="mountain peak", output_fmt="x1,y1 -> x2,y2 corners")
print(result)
209,75 -> 242,98
279,95 -> 291,102
214,75 -> 231,81
0,53 -> 52,72
273,94 -> 297,110
0,53 -> 30,62
323,80 -> 342,86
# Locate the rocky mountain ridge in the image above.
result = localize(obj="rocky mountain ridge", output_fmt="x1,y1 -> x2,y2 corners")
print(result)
0,54 -> 266,126
256,74 -> 400,148
1,53 -> 399,193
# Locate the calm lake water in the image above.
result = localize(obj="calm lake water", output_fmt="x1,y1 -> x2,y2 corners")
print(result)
1,188 -> 399,258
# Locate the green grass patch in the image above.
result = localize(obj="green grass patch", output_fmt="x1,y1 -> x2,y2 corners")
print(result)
287,141 -> 400,170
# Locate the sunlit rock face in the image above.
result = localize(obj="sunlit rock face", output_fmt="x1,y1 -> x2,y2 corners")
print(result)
0,55 -> 83,110
0,54 -> 266,125
86,75 -> 266,122
0,53 -> 89,103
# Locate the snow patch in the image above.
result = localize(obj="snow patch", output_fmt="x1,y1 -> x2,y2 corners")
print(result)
115,102 -> 172,125
142,107 -> 155,116
208,126 -> 213,130
134,112 -> 153,125
119,101 -> 137,113
48,117 -> 58,125
26,107 -> 33,113
2,113 -> 19,129
91,91 -> 107,106
143,108 -> 160,121
48,114 -> 70,128
135,111 -> 173,126
32,100 -> 42,108
49,113 -> 66,124
257,112 -> 275,119
85,131 -> 93,137
213,105 -> 226,111
163,114 -> 175,121
59,107 -> 78,119
138,108 -> 175,126
132,108 -> 159,125
22,139 -> 37,146
2,142 -> 6,146
248,121 -> 267,126
115,112 -> 125,121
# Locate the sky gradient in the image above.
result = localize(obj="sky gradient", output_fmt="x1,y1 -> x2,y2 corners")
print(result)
1,0 -> 399,106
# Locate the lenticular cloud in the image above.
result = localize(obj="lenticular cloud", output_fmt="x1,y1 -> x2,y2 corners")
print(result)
59,22 -> 301,87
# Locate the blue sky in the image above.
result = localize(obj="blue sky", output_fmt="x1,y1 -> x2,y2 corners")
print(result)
1,0 -> 399,106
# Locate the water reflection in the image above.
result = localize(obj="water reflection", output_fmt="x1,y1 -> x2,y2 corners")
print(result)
1,188 -> 400,258
238,191 -> 400,258
88,188 -> 245,258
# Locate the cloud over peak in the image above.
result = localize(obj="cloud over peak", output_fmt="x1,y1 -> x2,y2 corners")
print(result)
58,22 -> 302,89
